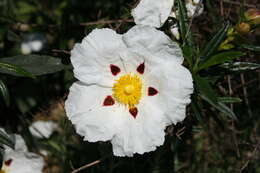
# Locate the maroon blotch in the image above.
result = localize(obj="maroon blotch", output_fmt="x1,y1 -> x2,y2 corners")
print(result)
103,96 -> 115,106
129,107 -> 138,118
148,87 -> 158,96
110,64 -> 121,76
5,159 -> 13,166
136,62 -> 145,74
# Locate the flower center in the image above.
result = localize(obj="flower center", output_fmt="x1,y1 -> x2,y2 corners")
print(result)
113,74 -> 142,107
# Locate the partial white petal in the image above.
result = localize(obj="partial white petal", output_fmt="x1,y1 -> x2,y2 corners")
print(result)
29,120 -> 57,138
30,40 -> 43,52
21,43 -> 32,55
123,25 -> 183,65
4,151 -> 44,173
111,98 -> 166,157
65,82 -> 126,142
71,29 -> 127,86
144,62 -> 193,124
132,0 -> 174,27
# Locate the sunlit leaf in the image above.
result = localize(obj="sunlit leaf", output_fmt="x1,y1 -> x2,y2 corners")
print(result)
0,55 -> 70,76
0,80 -> 10,107
220,62 -> 260,71
218,97 -> 242,103
201,22 -> 230,59
240,44 -> 260,52
0,62 -> 35,78
197,51 -> 245,71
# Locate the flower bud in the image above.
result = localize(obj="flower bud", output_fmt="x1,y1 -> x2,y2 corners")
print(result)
236,22 -> 251,34
245,9 -> 260,24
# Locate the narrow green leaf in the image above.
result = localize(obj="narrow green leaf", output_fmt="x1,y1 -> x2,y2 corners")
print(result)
194,75 -> 218,103
0,130 -> 15,149
0,62 -> 35,78
176,0 -> 188,40
200,95 -> 237,120
220,62 -> 260,71
240,44 -> 260,52
176,0 -> 194,65
0,80 -> 10,107
198,51 -> 245,71
201,22 -> 230,59
0,55 -> 70,76
218,97 -> 242,103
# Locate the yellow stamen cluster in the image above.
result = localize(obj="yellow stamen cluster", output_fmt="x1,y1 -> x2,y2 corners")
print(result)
113,74 -> 142,107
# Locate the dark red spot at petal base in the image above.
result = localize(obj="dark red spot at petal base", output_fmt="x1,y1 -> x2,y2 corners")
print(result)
136,62 -> 145,74
103,96 -> 115,106
129,107 -> 138,118
110,64 -> 121,76
5,159 -> 13,166
148,87 -> 158,96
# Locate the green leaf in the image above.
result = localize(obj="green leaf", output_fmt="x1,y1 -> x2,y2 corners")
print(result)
218,97 -> 242,103
0,55 -> 70,76
240,44 -> 260,52
0,130 -> 15,149
194,75 -> 218,103
197,51 -> 245,71
200,95 -> 237,120
220,62 -> 260,71
176,0 -> 189,41
201,22 -> 230,59
176,0 -> 194,66
0,80 -> 10,107
0,62 -> 35,78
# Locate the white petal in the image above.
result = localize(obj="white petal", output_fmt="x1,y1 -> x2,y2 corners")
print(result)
71,28 -> 127,86
132,0 -> 174,27
65,82 -> 126,142
4,151 -> 44,173
144,62 -> 193,124
29,120 -> 57,138
21,43 -> 32,55
30,40 -> 43,52
111,98 -> 166,157
123,25 -> 184,65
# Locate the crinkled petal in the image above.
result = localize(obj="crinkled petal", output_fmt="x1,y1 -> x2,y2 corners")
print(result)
123,25 -> 184,65
111,98 -> 166,157
4,151 -> 44,173
65,82 -> 126,142
132,0 -> 174,27
71,28 -> 127,87
144,62 -> 193,124
29,120 -> 57,139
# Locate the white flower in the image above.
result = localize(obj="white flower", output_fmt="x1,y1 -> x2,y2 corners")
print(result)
65,25 -> 193,157
132,0 -> 174,27
21,33 -> 46,55
1,134 -> 44,173
29,120 -> 57,139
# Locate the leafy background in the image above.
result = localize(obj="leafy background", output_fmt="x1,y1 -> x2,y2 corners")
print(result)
0,0 -> 260,173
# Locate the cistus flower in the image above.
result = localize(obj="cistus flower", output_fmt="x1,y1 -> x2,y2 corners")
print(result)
132,0 -> 174,27
65,25 -> 193,157
29,120 -> 58,138
0,133 -> 44,173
